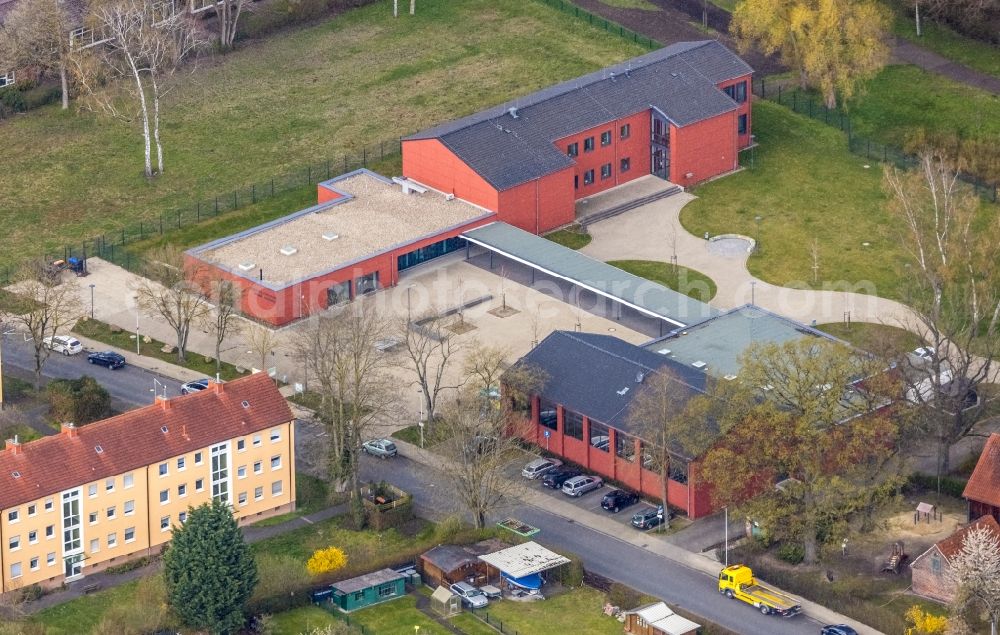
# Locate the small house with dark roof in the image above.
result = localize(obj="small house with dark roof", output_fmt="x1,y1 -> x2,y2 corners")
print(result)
910,515 -> 1000,603
418,539 -> 507,588
403,41 -> 753,235
510,330 -> 714,517
329,568 -> 406,612
964,433 -> 1000,524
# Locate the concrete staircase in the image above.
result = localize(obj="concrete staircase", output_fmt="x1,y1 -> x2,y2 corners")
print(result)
578,185 -> 683,227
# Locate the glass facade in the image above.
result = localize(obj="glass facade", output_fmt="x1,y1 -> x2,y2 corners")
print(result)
355,271 -> 380,296
397,237 -> 463,272
539,398 -> 559,431
327,280 -> 351,306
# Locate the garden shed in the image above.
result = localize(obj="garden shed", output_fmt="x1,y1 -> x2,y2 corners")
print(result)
430,585 -> 461,617
624,602 -> 700,635
329,568 -> 406,612
419,539 -> 507,588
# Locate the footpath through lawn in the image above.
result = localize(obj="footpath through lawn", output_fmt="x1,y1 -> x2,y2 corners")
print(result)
0,0 -> 646,269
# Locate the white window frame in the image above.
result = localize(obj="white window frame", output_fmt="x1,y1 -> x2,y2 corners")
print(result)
0,71 -> 14,88
7,510 -> 18,523
124,527 -> 136,543
107,532 -> 117,548
124,472 -> 134,488
159,489 -> 169,504
271,480 -> 283,497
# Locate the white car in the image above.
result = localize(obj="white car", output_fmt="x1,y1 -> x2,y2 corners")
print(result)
561,475 -> 603,497
43,335 -> 83,355
522,457 -> 562,479
450,581 -> 488,609
913,346 -> 936,362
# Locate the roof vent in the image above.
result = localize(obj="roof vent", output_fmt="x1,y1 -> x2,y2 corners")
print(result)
635,371 -> 645,383
279,245 -> 298,257
723,374 -> 738,381
445,193 -> 455,201
238,262 -> 255,272
160,425 -> 168,434
95,445 -> 104,454
11,471 -> 21,479
322,232 -> 340,241
616,387 -> 630,396
241,400 -> 250,408
656,348 -> 672,355
507,106 -> 518,119
670,72 -> 678,78
691,361 -> 707,370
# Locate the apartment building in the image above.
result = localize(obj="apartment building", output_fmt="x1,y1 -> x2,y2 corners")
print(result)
0,372 -> 295,594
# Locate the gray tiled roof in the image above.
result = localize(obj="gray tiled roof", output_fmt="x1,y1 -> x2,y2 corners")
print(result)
406,41 -> 752,190
516,331 -> 706,432
462,222 -> 719,327
331,568 -> 405,595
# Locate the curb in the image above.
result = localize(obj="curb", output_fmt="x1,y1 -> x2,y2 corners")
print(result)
70,332 -> 217,384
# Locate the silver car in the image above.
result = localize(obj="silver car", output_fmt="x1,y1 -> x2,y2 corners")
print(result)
43,335 -> 82,356
362,438 -> 398,458
450,581 -> 488,609
521,457 -> 562,479
561,475 -> 603,497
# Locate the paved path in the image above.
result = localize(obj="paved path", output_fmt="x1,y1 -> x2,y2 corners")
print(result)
892,36 -> 1000,95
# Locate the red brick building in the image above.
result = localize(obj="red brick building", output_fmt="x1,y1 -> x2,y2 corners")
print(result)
911,515 -> 1000,603
403,40 -> 753,234
963,433 -> 1000,523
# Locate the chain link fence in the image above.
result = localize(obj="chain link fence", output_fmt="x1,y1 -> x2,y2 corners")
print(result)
0,139 -> 402,286
751,76 -> 999,203
535,0 -> 660,50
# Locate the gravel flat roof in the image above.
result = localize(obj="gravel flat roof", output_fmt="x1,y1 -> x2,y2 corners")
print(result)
196,171 -> 493,288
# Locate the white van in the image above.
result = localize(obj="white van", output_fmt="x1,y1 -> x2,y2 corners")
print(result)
521,457 -> 562,479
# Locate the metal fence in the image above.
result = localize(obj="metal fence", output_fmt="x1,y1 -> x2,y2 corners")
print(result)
0,138 -> 403,286
535,0 -> 660,50
751,76 -> 999,203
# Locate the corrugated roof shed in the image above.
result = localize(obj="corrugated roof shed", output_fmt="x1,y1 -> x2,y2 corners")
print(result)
406,41 -> 752,190
331,568 -> 406,594
477,541 -> 570,578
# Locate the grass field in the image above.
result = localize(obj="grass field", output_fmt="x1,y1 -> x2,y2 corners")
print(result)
474,587 -> 621,634
681,100 -> 906,297
270,605 -> 343,635
545,226 -> 593,250
894,16 -> 1000,78
31,581 -> 143,634
0,0 -> 644,270
607,260 -> 717,302
815,321 -> 924,352
352,595 -> 450,635
598,0 -> 660,9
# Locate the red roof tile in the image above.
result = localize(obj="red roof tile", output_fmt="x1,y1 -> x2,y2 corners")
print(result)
963,433 -> 1000,507
0,373 -> 292,511
935,515 -> 1000,561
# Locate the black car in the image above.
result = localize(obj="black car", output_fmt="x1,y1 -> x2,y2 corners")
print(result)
820,627 -> 858,635
541,468 -> 580,489
601,489 -> 639,513
631,506 -> 664,530
87,351 -> 126,369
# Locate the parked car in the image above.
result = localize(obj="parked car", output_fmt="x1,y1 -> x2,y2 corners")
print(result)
43,335 -> 83,356
522,457 -> 562,479
449,581 -> 488,609
561,475 -> 603,497
820,626 -> 858,635
361,438 -> 398,458
87,351 -> 125,369
601,489 -> 639,512
913,346 -> 936,362
541,468 -> 580,489
180,378 -> 211,395
478,584 -> 502,599
631,506 -> 664,530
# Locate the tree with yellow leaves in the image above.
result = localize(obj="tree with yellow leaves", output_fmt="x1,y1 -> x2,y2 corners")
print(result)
307,547 -> 348,577
731,0 -> 890,108
904,605 -> 948,634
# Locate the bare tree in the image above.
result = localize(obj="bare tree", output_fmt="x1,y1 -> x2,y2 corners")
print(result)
295,304 -> 398,526
74,0 -> 204,177
946,523 -> 1000,635
134,245 -> 211,363
245,322 -> 277,374
884,154 -> 1000,477
410,0 -> 416,14
216,0 -> 250,49
1,261 -> 83,390
398,313 -> 466,427
203,279 -> 241,375
0,0 -> 75,109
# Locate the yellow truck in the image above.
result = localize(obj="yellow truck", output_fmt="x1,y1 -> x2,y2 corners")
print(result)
718,564 -> 802,617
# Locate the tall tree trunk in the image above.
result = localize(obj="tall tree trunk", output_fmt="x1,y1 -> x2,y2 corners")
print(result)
409,0 -> 415,14
150,73 -> 164,175
824,87 -> 837,110
127,60 -> 153,178
59,65 -> 69,110
660,450 -> 671,530
215,336 -> 223,374
393,0 -> 398,17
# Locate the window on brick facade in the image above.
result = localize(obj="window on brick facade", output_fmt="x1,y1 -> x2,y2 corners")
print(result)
620,123 -> 630,139
567,142 -> 578,157
564,408 -> 584,441
724,81 -> 747,104
584,137 -> 594,152
574,174 -> 579,190
738,113 -> 747,135
583,169 -> 594,185
621,157 -> 631,173
600,130 -> 611,146
601,163 -> 612,180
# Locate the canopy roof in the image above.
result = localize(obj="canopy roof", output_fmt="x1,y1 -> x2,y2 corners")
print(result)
477,541 -> 570,578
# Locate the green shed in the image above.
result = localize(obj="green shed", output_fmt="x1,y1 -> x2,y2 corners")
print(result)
329,568 -> 407,612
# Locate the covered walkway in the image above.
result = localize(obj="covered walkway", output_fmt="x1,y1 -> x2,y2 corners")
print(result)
461,222 -> 717,338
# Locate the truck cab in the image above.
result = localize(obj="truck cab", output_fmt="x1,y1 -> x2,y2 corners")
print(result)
718,564 -> 801,617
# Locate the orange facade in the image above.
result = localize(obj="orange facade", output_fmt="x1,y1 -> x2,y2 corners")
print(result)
552,110 -> 652,199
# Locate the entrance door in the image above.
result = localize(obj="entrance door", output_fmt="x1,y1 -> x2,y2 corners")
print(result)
65,554 -> 83,579
650,114 -> 670,180
651,148 -> 668,180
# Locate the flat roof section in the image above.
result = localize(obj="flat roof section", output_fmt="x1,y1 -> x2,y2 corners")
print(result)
644,304 -> 841,379
192,170 -> 494,288
477,541 -> 570,579
461,222 -> 718,328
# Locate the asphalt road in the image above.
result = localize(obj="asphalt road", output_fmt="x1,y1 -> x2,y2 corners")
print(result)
360,453 -> 824,635
1,335 -> 186,412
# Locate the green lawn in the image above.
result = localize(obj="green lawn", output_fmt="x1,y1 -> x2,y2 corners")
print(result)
31,581 -> 142,634
0,0 -> 645,269
352,595 -> 450,635
270,605 -> 343,635
72,317 -> 251,380
681,100 -> 905,298
708,0 -> 737,11
253,472 -> 332,527
545,226 -> 593,250
598,0 -> 660,10
894,16 -> 1000,78
449,612 -> 501,635
815,321 -> 924,353
474,587 -> 621,634
607,260 -> 717,302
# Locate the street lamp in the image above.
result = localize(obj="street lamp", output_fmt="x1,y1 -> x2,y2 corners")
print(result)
406,284 -> 416,321
417,389 -> 425,448
88,284 -> 95,319
724,506 -> 729,568
750,280 -> 756,306
134,296 -> 141,356
754,215 -> 762,253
